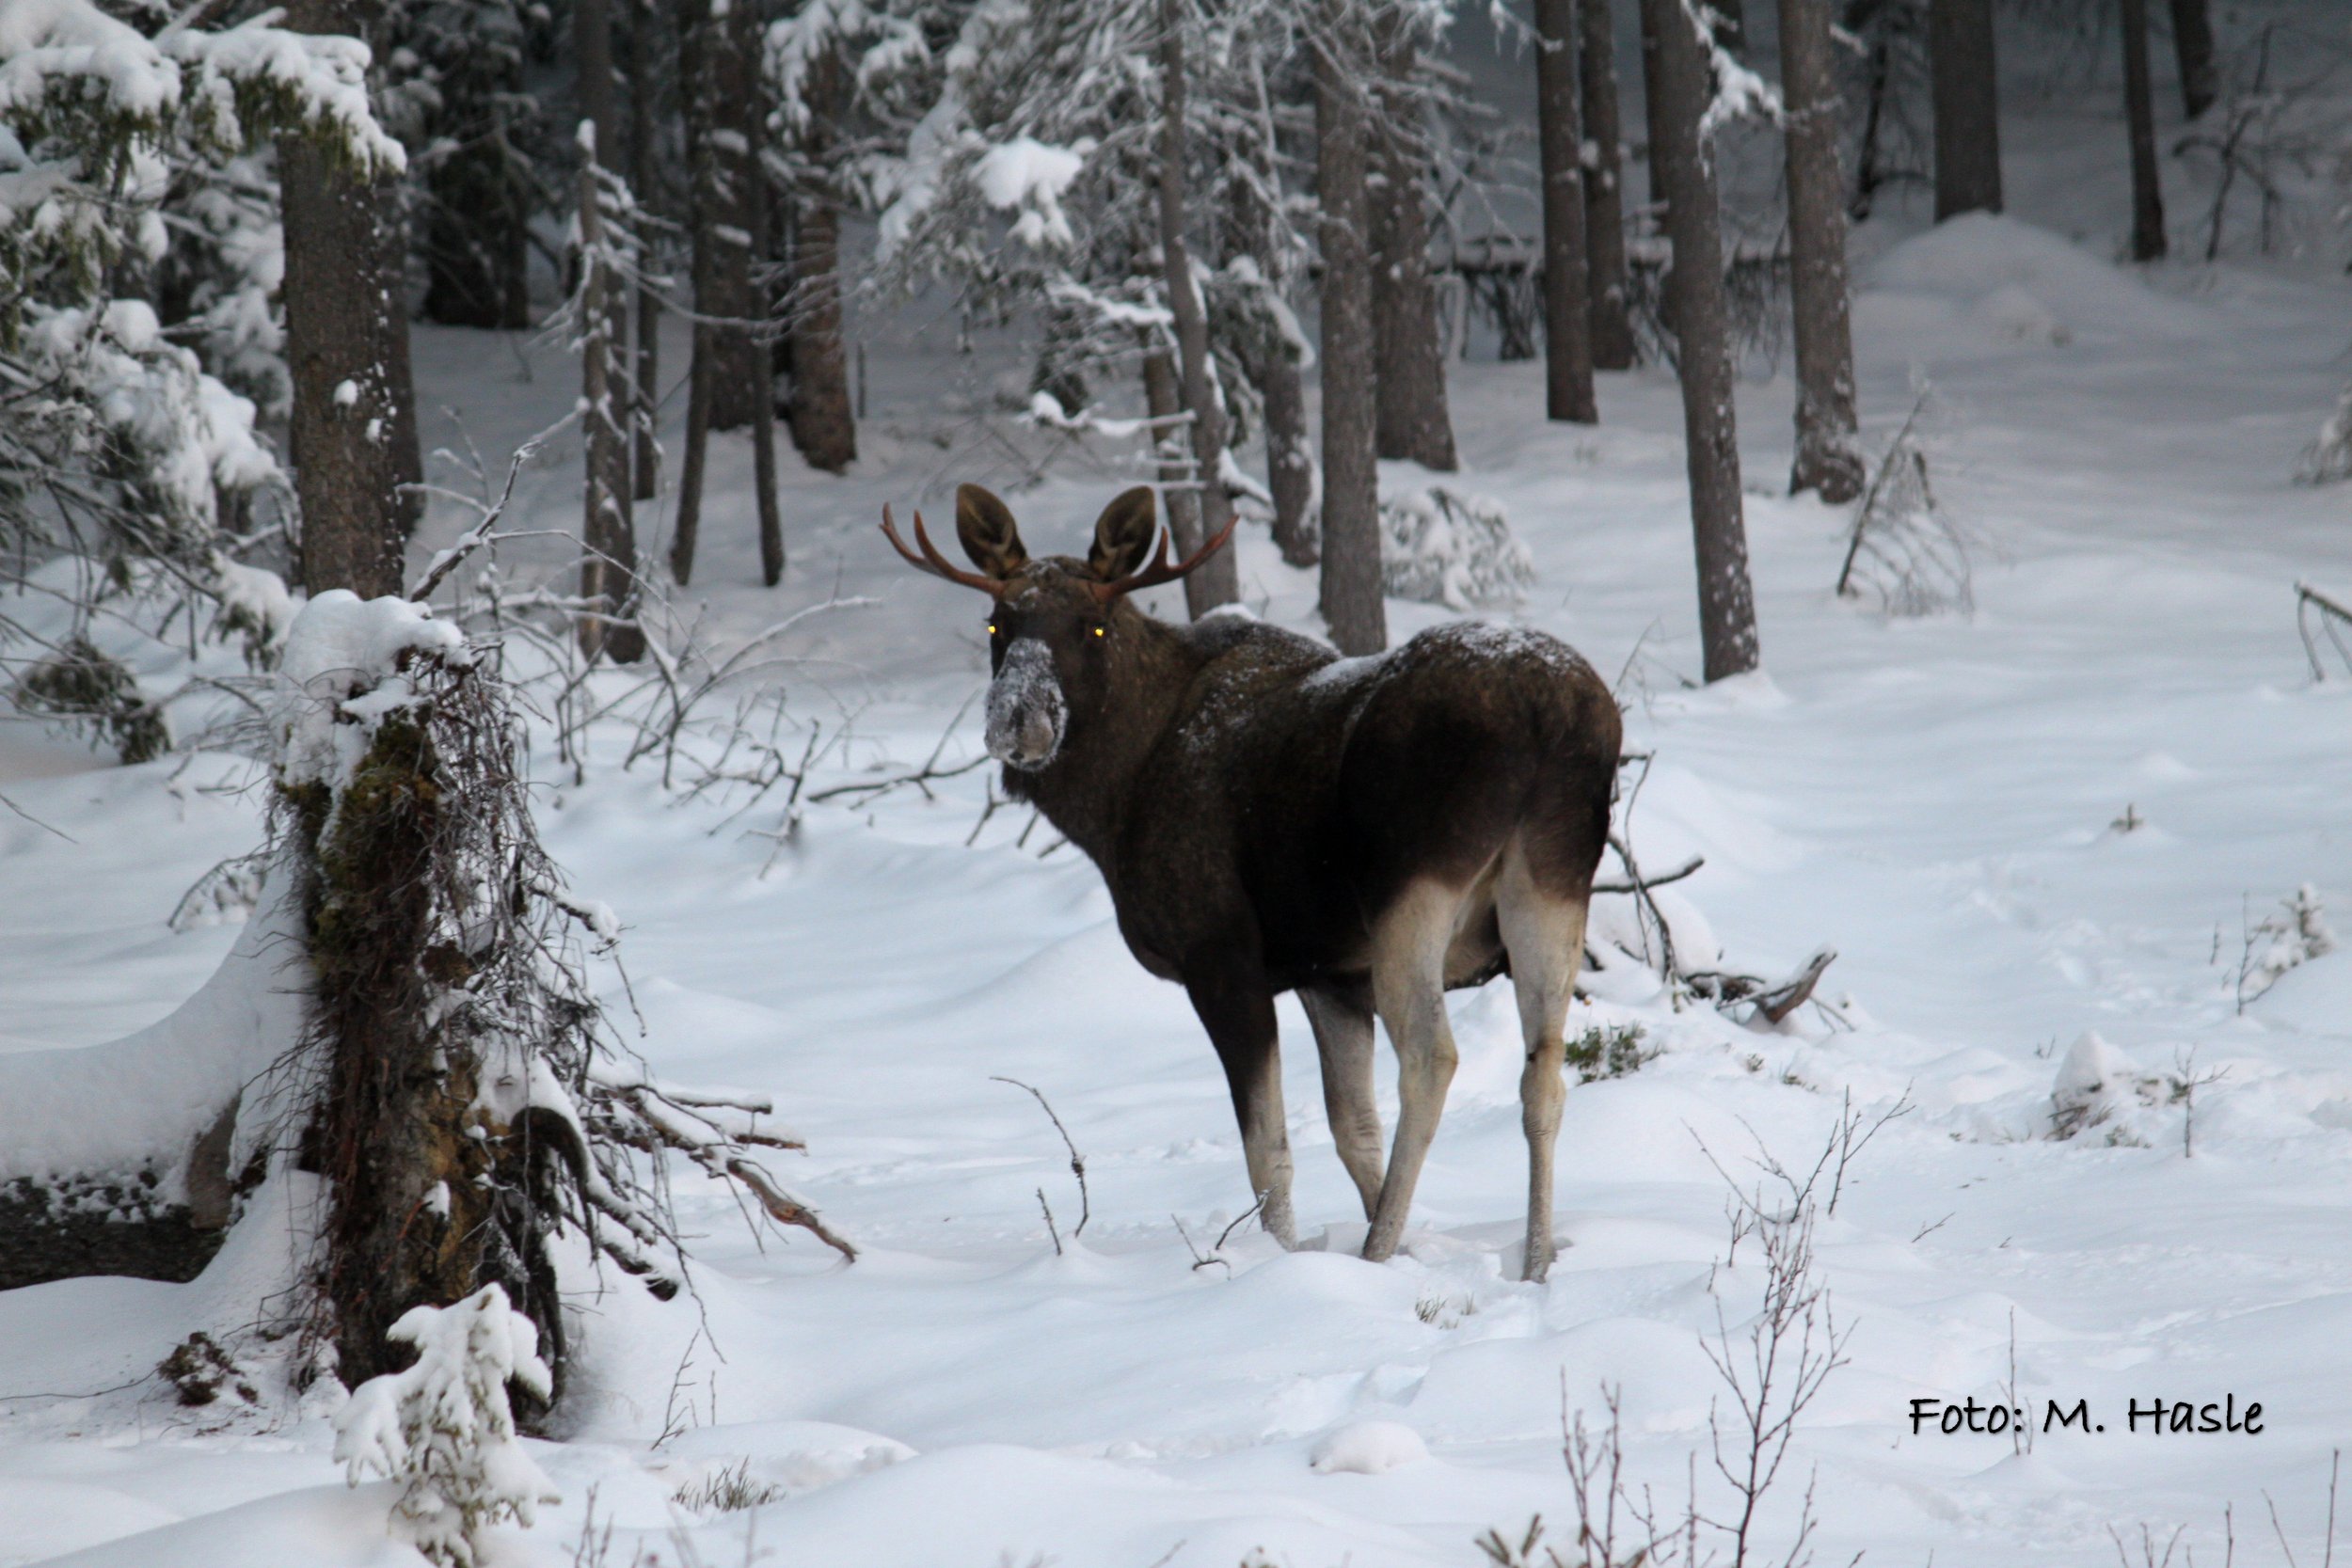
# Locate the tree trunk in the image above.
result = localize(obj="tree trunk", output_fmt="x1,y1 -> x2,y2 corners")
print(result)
578,155 -> 645,663
748,117 -> 785,586
280,0 -> 421,599
1779,0 -> 1864,502
1368,24 -> 1458,471
575,0 -> 643,662
2168,0 -> 2217,120
689,0 -> 761,432
1260,339 -> 1319,567
1930,0 -> 2003,220
1535,0 -> 1597,423
1643,0 -> 1760,681
629,0 -> 661,500
670,323 -> 711,585
1226,98 -> 1318,566
1315,4 -> 1387,656
1580,0 -> 1637,370
287,698 -> 566,1403
1140,342 -> 1206,569
787,48 -> 858,474
1157,0 -> 1241,615
2121,0 -> 2168,261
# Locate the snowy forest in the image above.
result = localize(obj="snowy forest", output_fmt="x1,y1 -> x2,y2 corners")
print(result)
3,0 -> 2351,1560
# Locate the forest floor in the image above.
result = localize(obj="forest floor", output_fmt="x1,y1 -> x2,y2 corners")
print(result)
5,24 -> 2352,1568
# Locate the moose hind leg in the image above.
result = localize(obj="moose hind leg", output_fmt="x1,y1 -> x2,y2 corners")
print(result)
1363,881 -> 1463,1264
1189,977 -> 1297,1248
1498,841 -> 1591,1283
1302,983 -> 1384,1221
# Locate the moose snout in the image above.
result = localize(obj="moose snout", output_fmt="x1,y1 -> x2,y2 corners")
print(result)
985,640 -> 1068,771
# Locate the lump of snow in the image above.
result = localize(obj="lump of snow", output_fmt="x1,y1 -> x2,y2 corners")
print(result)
1864,214 -> 2188,343
1309,1419 -> 1427,1475
2050,1032 -> 2153,1139
1979,282 -> 2070,346
972,135 -> 1088,249
1379,484 -> 1534,610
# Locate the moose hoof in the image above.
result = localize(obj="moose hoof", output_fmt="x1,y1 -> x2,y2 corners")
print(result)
1261,1199 -> 1298,1250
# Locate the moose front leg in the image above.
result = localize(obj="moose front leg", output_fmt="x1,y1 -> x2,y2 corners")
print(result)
1188,975 -> 1297,1249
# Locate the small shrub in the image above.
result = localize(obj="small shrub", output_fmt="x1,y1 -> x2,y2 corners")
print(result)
157,1331 -> 256,1406
11,636 -> 168,763
1565,1022 -> 1655,1085
1380,485 -> 1535,610
672,1459 -> 783,1514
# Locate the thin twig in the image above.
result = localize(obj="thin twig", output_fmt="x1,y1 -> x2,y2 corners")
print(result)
992,1075 -> 1089,1238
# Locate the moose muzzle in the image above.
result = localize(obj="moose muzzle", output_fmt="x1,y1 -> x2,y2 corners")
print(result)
985,639 -> 1067,770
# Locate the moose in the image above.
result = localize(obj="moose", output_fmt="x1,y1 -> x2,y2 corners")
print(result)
884,484 -> 1620,1281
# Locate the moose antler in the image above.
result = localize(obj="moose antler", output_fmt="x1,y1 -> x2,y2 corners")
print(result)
881,504 -> 1003,595
1089,514 -> 1239,603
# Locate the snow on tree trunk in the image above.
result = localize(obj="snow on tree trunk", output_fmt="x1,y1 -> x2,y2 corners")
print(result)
1156,0 -> 1241,616
2120,0 -> 2169,263
1535,0 -> 1598,425
1929,0 -> 2002,221
1581,0 -> 1638,372
1369,24 -> 1459,472
1779,0 -> 1865,503
691,0 -> 764,434
280,0 -> 424,599
576,139 -> 646,665
1140,342 -> 1208,574
333,1283 -> 560,1567
1315,1 -> 1388,657
629,0 -> 664,502
1643,0 -> 1759,681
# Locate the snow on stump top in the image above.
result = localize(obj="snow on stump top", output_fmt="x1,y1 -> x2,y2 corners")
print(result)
333,1283 -> 560,1568
275,591 -> 468,790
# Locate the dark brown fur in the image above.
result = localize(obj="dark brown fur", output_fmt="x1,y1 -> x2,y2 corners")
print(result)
912,485 -> 1620,1275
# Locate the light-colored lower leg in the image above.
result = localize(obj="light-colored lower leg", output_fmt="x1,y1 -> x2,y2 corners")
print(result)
1499,845 -> 1590,1283
1363,881 -> 1462,1264
1237,1045 -> 1298,1248
1303,986 -> 1384,1220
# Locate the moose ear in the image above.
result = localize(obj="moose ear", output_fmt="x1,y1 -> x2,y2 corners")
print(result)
1087,486 -> 1159,581
956,483 -> 1028,578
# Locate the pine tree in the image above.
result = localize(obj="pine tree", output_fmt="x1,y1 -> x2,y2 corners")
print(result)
1369,13 -> 1458,471
1534,0 -> 1597,423
1780,0 -> 1864,501
1579,0 -> 1637,370
1315,0 -> 1387,655
1929,0 -> 2002,220
1642,0 -> 1758,680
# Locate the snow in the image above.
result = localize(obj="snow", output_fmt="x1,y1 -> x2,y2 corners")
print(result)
7,19 -> 2352,1568
1309,1420 -> 1429,1476
971,135 -> 1089,249
274,591 -> 468,790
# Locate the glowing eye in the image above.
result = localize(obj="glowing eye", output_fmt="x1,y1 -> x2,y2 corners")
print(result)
986,623 -> 997,635
1092,625 -> 1105,638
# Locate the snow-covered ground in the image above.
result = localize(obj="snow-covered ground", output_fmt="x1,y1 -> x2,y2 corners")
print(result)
6,25 -> 2352,1568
